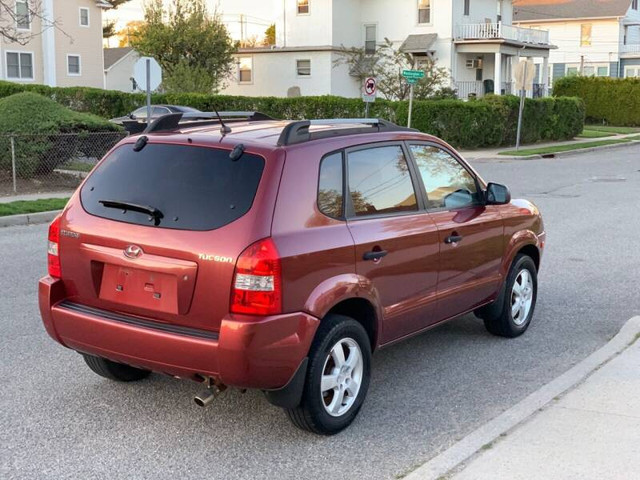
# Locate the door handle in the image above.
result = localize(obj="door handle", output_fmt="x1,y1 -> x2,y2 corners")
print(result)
363,250 -> 388,261
444,234 -> 463,244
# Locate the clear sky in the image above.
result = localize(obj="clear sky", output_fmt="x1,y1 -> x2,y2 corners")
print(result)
104,0 -> 278,42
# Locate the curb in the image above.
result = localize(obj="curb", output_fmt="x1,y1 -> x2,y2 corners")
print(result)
469,138 -> 640,162
402,315 -> 640,480
0,209 -> 61,228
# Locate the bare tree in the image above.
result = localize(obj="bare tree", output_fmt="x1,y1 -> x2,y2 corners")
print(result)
0,0 -> 67,45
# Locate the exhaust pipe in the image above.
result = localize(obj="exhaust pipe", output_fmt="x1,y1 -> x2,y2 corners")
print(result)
194,380 -> 227,408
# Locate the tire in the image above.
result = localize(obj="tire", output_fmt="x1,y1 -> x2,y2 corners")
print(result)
478,254 -> 538,338
285,314 -> 371,435
83,354 -> 151,382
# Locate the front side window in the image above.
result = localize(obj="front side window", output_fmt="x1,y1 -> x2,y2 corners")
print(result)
318,153 -> 343,218
297,0 -> 309,14
365,25 -> 377,54
418,0 -> 431,24
238,57 -> 252,83
347,145 -> 417,217
6,52 -> 33,79
296,59 -> 311,76
79,8 -> 90,26
580,24 -> 592,47
410,145 -> 481,210
67,55 -> 81,75
16,1 -> 30,29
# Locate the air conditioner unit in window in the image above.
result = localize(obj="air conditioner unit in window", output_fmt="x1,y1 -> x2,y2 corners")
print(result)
466,59 -> 483,69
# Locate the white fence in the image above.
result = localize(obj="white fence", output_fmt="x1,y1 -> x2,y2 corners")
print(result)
456,22 -> 550,45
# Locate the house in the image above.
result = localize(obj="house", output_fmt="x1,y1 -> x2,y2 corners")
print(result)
0,0 -> 111,87
514,0 -> 640,83
222,0 -> 554,99
104,46 -> 139,92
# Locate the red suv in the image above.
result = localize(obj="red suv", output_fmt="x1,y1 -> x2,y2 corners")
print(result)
39,113 -> 545,435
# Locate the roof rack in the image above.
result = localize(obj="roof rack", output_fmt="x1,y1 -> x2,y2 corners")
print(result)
144,111 -> 274,134
276,118 -> 415,146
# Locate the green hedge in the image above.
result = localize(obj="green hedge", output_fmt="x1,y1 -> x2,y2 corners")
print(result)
0,80 -> 585,149
396,95 -> 585,149
553,76 -> 640,126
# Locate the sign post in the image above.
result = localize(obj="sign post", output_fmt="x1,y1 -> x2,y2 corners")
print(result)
362,77 -> 377,118
402,69 -> 425,128
514,58 -> 535,150
133,56 -> 163,125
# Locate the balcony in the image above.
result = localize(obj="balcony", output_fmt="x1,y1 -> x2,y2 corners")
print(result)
620,43 -> 640,56
456,22 -> 550,46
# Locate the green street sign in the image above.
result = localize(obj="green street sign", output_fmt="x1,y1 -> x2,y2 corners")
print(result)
402,69 -> 425,80
406,77 -> 419,85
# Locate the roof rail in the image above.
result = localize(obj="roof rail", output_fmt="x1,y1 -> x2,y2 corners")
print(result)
144,111 -> 274,134
276,118 -> 415,146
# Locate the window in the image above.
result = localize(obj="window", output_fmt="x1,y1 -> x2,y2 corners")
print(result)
410,145 -> 480,210
583,66 -> 595,76
347,146 -> 417,217
152,106 -> 171,116
132,107 -> 149,118
297,0 -> 309,15
580,24 -> 592,47
464,0 -> 470,16
79,7 -> 89,27
80,144 -> 265,231
364,25 -> 376,55
67,55 -> 81,75
624,66 -> 639,78
596,66 -> 608,77
633,0 -> 638,10
318,153 -> 343,218
566,66 -> 578,76
418,0 -> 431,24
296,59 -> 311,76
16,1 -> 30,30
6,52 -> 33,79
238,57 -> 252,83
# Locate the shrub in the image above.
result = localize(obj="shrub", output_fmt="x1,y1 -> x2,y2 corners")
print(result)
553,76 -> 640,126
0,92 -> 122,176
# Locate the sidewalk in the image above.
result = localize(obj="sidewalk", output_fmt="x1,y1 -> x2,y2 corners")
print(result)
0,191 -> 74,203
459,132 -> 640,161
451,334 -> 640,479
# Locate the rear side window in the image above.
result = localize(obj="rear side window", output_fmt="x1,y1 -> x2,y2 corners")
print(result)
318,152 -> 343,218
81,143 -> 264,231
347,145 -> 417,217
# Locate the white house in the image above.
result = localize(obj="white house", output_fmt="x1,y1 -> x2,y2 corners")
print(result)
514,0 -> 640,83
222,0 -> 554,99
103,46 -> 139,92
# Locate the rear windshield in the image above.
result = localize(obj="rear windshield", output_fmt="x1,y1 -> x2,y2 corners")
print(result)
80,143 -> 264,231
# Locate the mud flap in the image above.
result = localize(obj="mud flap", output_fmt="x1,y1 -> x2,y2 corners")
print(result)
263,358 -> 308,409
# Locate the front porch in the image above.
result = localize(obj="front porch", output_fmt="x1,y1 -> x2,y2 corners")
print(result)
452,22 -> 553,100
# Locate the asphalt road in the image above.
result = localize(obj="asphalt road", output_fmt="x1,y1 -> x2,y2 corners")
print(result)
2,144 -> 639,480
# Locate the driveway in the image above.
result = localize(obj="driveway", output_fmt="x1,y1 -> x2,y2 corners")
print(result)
1,144 -> 639,480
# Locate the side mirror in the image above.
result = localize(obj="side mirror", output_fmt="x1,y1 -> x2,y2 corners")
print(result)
129,113 -> 136,119
486,182 -> 511,205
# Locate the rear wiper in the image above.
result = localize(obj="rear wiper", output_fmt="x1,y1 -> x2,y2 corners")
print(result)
99,199 -> 164,226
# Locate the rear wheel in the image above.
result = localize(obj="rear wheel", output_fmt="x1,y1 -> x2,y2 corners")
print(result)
477,254 -> 538,338
285,314 -> 371,435
83,354 -> 151,382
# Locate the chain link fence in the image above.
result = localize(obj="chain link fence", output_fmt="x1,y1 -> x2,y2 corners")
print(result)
0,132 -> 128,197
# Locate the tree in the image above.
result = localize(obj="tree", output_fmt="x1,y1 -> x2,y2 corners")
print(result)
0,0 -> 68,45
130,0 -> 236,94
334,38 -> 450,101
103,0 -> 133,39
264,24 -> 275,46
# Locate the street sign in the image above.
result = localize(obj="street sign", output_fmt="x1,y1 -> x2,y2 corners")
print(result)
514,59 -> 535,91
362,77 -> 377,106
134,57 -> 162,92
402,69 -> 425,84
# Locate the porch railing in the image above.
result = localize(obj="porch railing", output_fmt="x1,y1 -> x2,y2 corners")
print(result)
454,81 -> 484,99
456,22 -> 550,45
620,43 -> 640,54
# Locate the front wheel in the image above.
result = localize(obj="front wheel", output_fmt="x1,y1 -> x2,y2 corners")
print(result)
478,254 -> 538,338
285,314 -> 371,435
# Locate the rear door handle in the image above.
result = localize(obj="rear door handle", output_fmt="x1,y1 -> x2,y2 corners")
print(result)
363,250 -> 388,261
444,234 -> 463,244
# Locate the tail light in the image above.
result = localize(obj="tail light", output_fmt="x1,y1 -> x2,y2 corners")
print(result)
48,215 -> 62,278
230,238 -> 281,315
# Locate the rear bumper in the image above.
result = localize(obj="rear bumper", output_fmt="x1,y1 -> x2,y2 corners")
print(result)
39,276 -> 320,390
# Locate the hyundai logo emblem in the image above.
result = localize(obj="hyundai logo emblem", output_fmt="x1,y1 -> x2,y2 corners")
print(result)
123,245 -> 143,259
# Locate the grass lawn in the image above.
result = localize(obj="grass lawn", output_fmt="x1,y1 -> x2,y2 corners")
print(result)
583,125 -> 640,135
577,129 -> 615,138
499,139 -> 632,157
625,134 -> 640,141
59,161 -> 94,173
0,198 -> 69,217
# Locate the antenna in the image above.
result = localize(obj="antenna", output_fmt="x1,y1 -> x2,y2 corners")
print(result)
213,107 -> 232,136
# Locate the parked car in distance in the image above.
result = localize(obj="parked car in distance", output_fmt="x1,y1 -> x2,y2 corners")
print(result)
39,113 -> 545,435
110,105 -> 201,133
